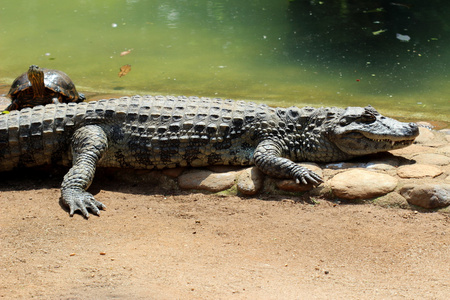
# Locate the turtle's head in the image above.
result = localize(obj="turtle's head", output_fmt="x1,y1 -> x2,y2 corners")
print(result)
27,65 -> 45,98
27,65 -> 44,84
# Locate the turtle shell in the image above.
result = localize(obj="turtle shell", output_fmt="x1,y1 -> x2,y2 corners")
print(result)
6,67 -> 85,111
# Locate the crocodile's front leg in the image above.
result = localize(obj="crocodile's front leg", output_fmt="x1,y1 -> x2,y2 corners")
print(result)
253,139 -> 323,185
61,125 -> 108,218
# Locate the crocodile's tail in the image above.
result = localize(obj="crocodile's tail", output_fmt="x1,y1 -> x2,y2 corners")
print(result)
0,104 -> 71,171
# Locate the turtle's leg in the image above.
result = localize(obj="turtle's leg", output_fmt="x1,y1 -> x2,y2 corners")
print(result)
61,125 -> 108,218
4,100 -> 20,111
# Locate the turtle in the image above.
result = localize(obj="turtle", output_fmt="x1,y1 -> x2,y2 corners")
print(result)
4,65 -> 85,112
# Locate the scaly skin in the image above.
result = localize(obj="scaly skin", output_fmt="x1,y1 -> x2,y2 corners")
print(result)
0,95 -> 419,217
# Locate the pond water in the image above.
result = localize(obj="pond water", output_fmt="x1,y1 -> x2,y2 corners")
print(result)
0,0 -> 448,124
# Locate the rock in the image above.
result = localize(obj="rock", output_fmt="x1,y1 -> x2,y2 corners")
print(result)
0,96 -> 9,111
237,167 -> 264,195
400,184 -> 450,208
417,121 -> 433,128
330,169 -> 398,200
436,145 -> 450,156
389,144 -> 433,157
414,127 -> 435,144
366,163 -> 397,171
373,192 -> 409,208
325,162 -> 366,170
207,165 -> 243,173
162,167 -> 185,178
367,156 -> 399,166
178,170 -> 236,192
397,164 -> 443,178
276,163 -> 323,192
276,180 -> 316,192
413,153 -> 450,166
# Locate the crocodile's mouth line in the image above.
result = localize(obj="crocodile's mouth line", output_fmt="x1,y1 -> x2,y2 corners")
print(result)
370,138 -> 415,147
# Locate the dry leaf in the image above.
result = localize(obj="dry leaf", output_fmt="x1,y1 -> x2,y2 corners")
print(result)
120,49 -> 133,56
118,64 -> 131,77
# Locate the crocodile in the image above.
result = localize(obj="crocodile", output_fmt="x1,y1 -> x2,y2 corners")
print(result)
0,95 -> 419,217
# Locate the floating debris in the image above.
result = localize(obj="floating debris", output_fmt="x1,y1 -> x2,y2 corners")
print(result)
120,49 -> 133,56
396,33 -> 411,42
118,64 -> 131,77
363,8 -> 384,13
372,29 -> 387,36
390,2 -> 412,9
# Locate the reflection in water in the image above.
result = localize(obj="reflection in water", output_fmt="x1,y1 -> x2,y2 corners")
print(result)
0,0 -> 448,123
157,3 -> 180,29
287,0 -> 446,86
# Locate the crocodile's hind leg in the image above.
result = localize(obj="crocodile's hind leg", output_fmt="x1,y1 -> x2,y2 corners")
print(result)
253,139 -> 323,185
61,125 -> 108,218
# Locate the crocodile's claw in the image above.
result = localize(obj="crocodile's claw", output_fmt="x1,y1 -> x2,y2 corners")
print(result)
293,168 -> 324,186
61,189 -> 106,218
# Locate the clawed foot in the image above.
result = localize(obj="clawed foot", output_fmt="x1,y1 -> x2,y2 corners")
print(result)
61,189 -> 106,218
293,167 -> 324,186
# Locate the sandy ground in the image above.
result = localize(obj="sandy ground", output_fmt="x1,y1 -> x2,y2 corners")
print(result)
1,167 -> 449,300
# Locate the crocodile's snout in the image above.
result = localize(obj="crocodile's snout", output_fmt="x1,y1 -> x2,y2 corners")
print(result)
408,122 -> 420,138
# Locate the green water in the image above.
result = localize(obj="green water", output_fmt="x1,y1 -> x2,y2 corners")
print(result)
0,0 -> 448,123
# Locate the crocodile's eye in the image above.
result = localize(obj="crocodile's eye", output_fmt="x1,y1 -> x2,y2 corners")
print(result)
359,112 -> 377,124
339,117 -> 352,126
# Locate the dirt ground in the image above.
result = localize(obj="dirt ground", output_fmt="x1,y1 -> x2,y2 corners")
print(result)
0,168 -> 449,300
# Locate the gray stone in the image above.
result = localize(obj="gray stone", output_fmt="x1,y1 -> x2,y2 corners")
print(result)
367,156 -> 399,167
366,163 -> 397,171
330,169 -> 398,200
400,184 -> 450,208
178,170 -> 236,192
397,164 -> 443,178
413,153 -> 450,166
237,167 -> 264,195
325,162 -> 366,170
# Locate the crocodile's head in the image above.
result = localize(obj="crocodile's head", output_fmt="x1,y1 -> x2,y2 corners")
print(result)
328,106 -> 419,156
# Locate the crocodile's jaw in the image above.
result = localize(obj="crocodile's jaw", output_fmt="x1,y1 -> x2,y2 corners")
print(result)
329,106 -> 419,156
332,130 -> 417,155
